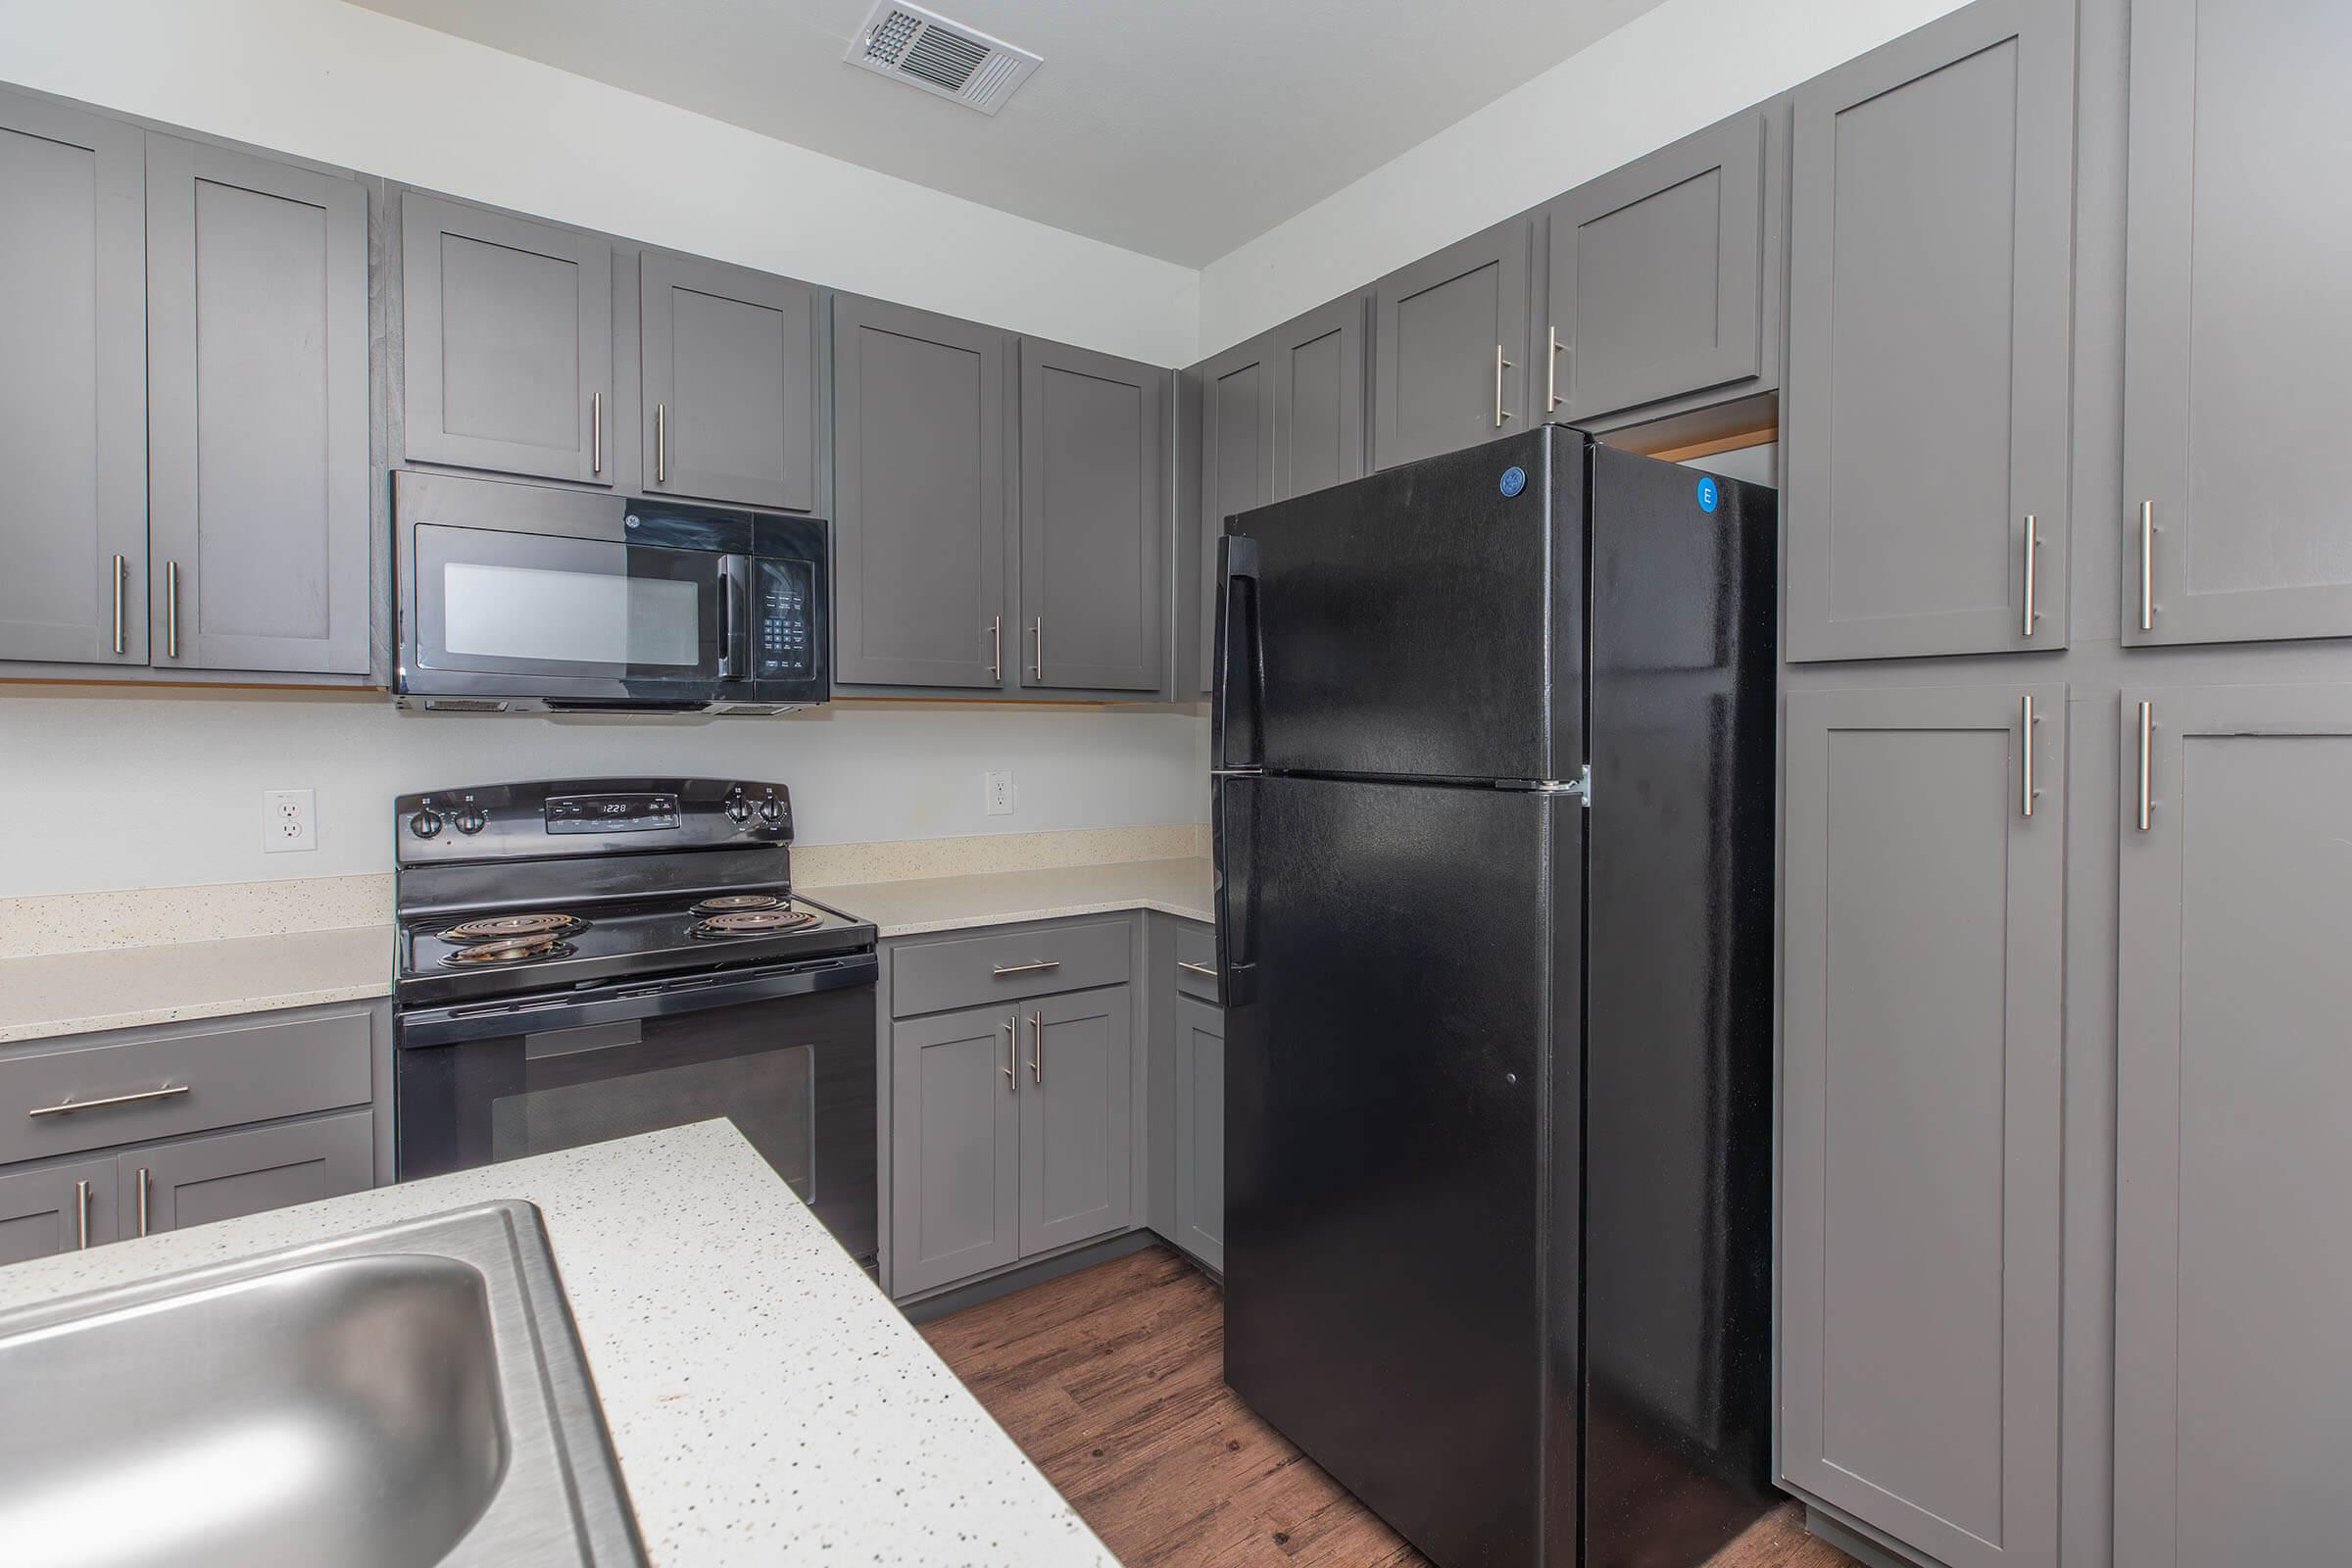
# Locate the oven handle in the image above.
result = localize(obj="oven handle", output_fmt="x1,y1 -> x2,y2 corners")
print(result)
396,953 -> 878,1048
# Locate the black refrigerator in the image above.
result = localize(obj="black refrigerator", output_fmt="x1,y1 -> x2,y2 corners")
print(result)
1210,424 -> 1777,1568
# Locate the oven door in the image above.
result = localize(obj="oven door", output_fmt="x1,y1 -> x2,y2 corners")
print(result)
396,956 -> 877,1265
411,520 -> 749,694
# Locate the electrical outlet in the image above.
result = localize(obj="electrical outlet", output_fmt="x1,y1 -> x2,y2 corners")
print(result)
983,770 -> 1015,816
264,788 -> 317,854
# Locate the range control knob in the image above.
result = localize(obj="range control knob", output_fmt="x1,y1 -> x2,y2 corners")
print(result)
409,808 -> 444,840
725,793 -> 754,824
758,795 -> 785,828
453,805 -> 488,835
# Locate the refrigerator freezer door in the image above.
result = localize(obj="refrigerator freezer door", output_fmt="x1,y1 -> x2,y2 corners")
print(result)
1225,425 -> 1584,784
1220,773 -> 1582,1568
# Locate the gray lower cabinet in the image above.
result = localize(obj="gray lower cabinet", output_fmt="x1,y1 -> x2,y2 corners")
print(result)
0,1158 -> 118,1266
2123,0 -> 2352,646
1784,0 -> 2075,662
639,251 -> 817,512
146,137 -> 369,675
2114,684 -> 2352,1563
1015,987 -> 1134,1255
125,1110 -> 372,1237
400,193 -> 614,485
832,296 -> 1011,690
0,89 -> 147,666
1169,994 -> 1223,1274
1780,684 -> 2063,1568
1192,334 -> 1273,695
1017,338 -> 1168,693
889,1003 -> 1022,1298
1372,216 -> 1531,469
1538,103 -> 1780,426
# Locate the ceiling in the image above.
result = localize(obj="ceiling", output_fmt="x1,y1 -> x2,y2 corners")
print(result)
351,0 -> 1669,266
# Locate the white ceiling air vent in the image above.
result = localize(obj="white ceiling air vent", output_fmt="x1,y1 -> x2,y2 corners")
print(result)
844,2 -> 1042,116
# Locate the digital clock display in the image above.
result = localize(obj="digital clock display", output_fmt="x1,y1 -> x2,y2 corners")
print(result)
544,793 -> 681,834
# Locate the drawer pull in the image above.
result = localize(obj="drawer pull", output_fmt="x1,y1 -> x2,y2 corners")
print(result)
1176,960 -> 1218,978
990,959 -> 1061,978
28,1084 -> 191,1119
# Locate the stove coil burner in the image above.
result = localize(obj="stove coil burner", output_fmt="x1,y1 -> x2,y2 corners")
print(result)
440,911 -> 587,943
687,894 -> 789,917
690,906 -> 819,939
438,934 -> 576,967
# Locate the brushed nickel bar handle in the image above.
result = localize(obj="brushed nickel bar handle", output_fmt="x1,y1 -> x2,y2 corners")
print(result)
2138,501 -> 2155,632
28,1083 -> 191,1118
1545,326 -> 1561,413
991,958 -> 1061,977
1494,345 -> 1514,427
1177,959 -> 1218,978
74,1180 -> 90,1250
165,560 -> 180,659
989,614 -> 1003,682
1002,1017 -> 1016,1088
1030,617 -> 1044,682
2136,701 -> 2153,833
2020,694 -> 2039,818
136,1167 -> 150,1238
2022,515 -> 2039,639
1028,1012 -> 1044,1085
656,402 -> 667,484
111,554 -> 126,654
591,392 -> 603,474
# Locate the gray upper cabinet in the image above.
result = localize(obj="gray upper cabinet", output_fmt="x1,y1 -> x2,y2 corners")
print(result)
0,91 -> 146,666
1784,0 -> 2076,662
2124,1 -> 2352,646
1015,987 -> 1134,1256
1781,684 -> 2063,1568
1269,294 -> 1368,503
891,1004 -> 1021,1298
146,138 -> 369,675
639,252 -> 817,512
0,1158 -> 117,1266
126,1111 -> 372,1238
833,297 -> 1010,689
1170,994 -> 1224,1274
1017,338 -> 1167,693
1193,335 -> 1273,695
1538,104 -> 1779,425
401,193 -> 613,485
1372,217 -> 1531,469
2114,685 -> 2352,1564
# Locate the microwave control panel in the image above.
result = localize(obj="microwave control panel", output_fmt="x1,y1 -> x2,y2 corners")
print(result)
756,560 -> 815,679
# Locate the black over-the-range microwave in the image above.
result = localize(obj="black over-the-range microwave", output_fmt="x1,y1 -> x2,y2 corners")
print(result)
393,469 -> 830,713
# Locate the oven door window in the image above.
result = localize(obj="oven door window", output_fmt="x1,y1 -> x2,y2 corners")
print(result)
414,522 -> 723,679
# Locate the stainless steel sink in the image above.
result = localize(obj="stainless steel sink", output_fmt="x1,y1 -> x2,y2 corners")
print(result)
0,1201 -> 644,1567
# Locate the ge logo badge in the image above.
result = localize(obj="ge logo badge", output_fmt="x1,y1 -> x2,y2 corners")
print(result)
1696,476 -> 1720,514
1499,466 -> 1527,498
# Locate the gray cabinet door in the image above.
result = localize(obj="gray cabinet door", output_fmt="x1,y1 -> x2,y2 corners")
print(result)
2115,685 -> 2352,1563
640,252 -> 817,512
1016,986 -> 1134,1256
1017,339 -> 1167,693
0,1158 -> 117,1266
125,1110 -> 372,1237
1540,107 -> 1772,424
146,138 -> 369,675
833,297 -> 1010,689
891,1004 -> 1021,1296
0,91 -> 146,665
1171,994 -> 1223,1273
1194,336 -> 1273,694
1372,217 -> 1531,469
2123,2 -> 2352,645
1784,0 -> 2075,662
1268,293 -> 1367,503
1781,684 -> 2063,1568
401,193 -> 613,485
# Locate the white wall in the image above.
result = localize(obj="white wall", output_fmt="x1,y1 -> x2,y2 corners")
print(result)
1195,0 -> 1969,356
0,0 -> 1199,366
0,692 -> 1210,897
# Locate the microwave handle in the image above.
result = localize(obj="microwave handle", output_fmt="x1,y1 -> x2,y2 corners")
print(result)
716,554 -> 750,679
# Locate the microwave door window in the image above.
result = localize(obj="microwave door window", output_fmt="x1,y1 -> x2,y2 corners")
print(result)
441,562 -> 701,667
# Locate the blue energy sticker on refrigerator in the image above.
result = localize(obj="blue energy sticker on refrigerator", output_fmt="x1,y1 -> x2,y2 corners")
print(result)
1499,466 -> 1527,498
1696,476 -> 1721,514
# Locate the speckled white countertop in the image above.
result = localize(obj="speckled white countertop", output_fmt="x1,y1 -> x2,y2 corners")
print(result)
0,924 -> 394,1045
0,1120 -> 1117,1568
807,856 -> 1212,937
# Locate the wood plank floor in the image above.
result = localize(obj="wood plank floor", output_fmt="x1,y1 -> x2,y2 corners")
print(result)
922,1243 -> 1862,1568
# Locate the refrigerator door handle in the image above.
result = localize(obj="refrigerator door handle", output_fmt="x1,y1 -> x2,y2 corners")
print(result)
1211,772 -> 1255,1008
1212,534 -> 1264,774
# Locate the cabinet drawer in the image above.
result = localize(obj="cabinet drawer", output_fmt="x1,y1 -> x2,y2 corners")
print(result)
891,918 -> 1131,1017
1173,921 -> 1218,1001
0,1008 -> 374,1166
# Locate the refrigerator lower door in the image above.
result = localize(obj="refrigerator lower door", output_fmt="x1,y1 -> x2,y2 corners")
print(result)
1221,773 -> 1581,1568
